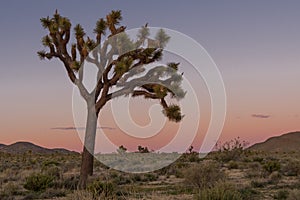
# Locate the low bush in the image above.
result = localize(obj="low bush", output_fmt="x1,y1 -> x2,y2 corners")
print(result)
263,160 -> 281,174
58,175 -> 79,190
195,182 -> 242,200
24,173 -> 54,192
283,160 -> 300,176
215,138 -> 248,162
238,186 -> 260,200
250,179 -> 268,188
184,160 -> 225,189
39,188 -> 66,198
274,189 -> 289,200
228,161 -> 239,169
87,180 -> 115,198
287,189 -> 300,200
269,171 -> 282,185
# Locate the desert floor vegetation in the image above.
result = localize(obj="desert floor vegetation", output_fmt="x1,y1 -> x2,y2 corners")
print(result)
1,145 -> 300,199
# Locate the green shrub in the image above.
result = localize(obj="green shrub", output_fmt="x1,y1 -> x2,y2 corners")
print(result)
251,179 -> 267,188
238,186 -> 260,200
24,173 -> 54,192
181,152 -> 201,163
263,160 -> 281,174
87,180 -> 115,198
42,160 -> 60,167
62,176 -> 79,190
283,160 -> 300,176
274,190 -> 289,200
174,168 -> 184,178
195,182 -> 242,200
228,161 -> 239,169
184,160 -> 225,189
111,173 -> 131,185
131,174 -> 142,182
287,189 -> 300,200
252,156 -> 264,163
43,166 -> 61,179
269,171 -> 282,185
1,182 -> 23,197
215,138 -> 248,162
40,188 -> 66,198
144,173 -> 158,182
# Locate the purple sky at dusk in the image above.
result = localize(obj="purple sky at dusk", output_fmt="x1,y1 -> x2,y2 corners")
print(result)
0,1 -> 299,152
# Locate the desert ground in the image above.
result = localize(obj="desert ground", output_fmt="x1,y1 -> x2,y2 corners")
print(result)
1,133 -> 300,200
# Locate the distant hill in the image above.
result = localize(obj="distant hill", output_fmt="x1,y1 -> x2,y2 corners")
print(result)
249,131 -> 300,152
0,143 -> 6,149
0,141 -> 77,154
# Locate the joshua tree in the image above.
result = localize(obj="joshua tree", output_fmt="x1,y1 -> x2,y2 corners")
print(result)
38,10 -> 185,188
117,145 -> 127,154
137,145 -> 150,153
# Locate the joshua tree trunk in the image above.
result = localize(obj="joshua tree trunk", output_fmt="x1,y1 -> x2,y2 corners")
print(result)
78,104 -> 98,189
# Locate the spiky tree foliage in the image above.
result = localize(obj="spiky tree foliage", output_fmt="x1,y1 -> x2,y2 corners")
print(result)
38,10 -> 185,189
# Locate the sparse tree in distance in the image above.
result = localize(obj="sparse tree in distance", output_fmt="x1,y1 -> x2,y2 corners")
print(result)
117,145 -> 127,154
137,145 -> 150,153
38,10 -> 185,188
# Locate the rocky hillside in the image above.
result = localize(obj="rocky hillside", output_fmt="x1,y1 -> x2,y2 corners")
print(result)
0,141 -> 76,154
249,131 -> 300,152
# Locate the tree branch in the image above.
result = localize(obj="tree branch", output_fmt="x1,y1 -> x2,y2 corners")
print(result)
132,90 -> 160,99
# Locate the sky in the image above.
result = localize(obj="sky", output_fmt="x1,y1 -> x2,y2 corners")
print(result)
0,1 -> 299,152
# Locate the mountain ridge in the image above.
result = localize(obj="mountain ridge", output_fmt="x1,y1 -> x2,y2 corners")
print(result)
1,131 -> 300,154
0,141 -> 78,154
248,131 -> 300,152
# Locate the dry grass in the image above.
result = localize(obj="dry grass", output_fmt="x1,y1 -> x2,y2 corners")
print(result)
0,150 -> 300,199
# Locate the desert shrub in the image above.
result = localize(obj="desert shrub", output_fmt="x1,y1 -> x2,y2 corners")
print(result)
174,168 -> 184,178
111,173 -> 131,185
184,160 -> 225,189
157,160 -> 186,178
87,180 -> 115,198
22,192 -> 40,200
195,182 -> 242,200
181,152 -> 201,163
248,161 -> 261,169
42,160 -> 60,167
42,166 -> 61,179
129,173 -> 158,183
263,160 -> 281,174
238,186 -> 260,200
93,160 -> 109,170
252,156 -> 264,163
24,173 -> 54,192
39,188 -> 66,198
131,174 -> 142,182
0,182 -> 23,197
269,171 -> 282,185
287,189 -> 300,200
283,160 -> 300,176
175,160 -> 188,168
245,162 -> 262,179
250,179 -> 268,188
274,189 -> 289,200
228,161 -> 239,169
69,190 -> 95,200
41,159 -> 61,179
62,175 -> 80,190
144,173 -> 158,182
215,138 -> 248,162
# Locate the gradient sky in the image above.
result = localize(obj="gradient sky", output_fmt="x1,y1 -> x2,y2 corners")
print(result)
0,1 -> 299,152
